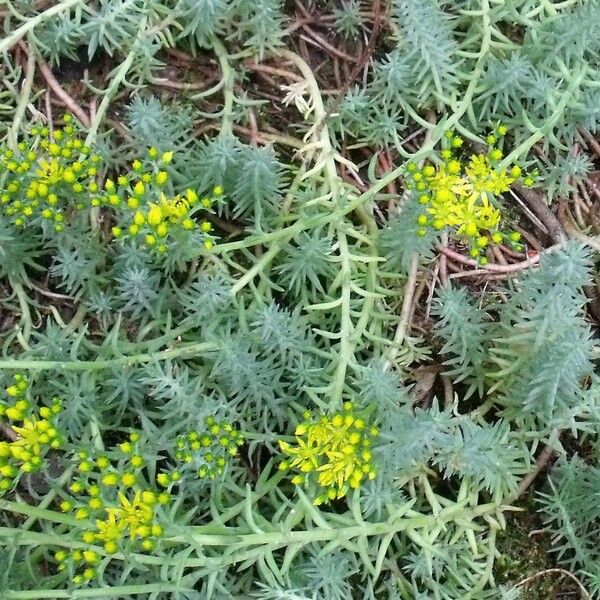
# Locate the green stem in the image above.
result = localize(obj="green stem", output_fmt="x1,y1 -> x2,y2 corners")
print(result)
0,341 -> 218,371
211,37 -> 235,138
329,227 -> 354,410
229,244 -> 281,296
499,65 -> 588,170
0,0 -> 83,54
4,583 -> 185,599
64,303 -> 88,335
1,500 -> 503,567
85,21 -> 145,230
9,279 -> 33,345
8,41 -> 36,148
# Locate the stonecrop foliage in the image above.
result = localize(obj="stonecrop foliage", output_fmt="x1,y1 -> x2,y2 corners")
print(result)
1,0 -> 600,599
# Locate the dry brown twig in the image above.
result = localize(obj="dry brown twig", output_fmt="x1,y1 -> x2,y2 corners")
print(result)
516,568 -> 591,599
25,45 -> 91,127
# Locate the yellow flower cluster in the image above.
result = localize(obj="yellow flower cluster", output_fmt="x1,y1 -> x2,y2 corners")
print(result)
0,115 -> 102,231
279,403 -> 378,505
165,416 -> 245,481
0,375 -> 63,491
57,431 -> 170,584
105,148 -> 223,252
406,127 -> 531,262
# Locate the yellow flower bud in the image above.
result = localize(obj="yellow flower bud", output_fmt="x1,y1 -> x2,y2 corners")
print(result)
102,473 -> 119,486
465,222 -> 478,237
133,181 -> 145,197
155,171 -> 168,186
122,472 -> 136,487
55,550 -> 68,562
161,151 -> 174,164
435,188 -> 453,203
147,204 -> 163,226
104,541 -> 118,554
62,169 -> 76,183
130,455 -> 144,468
88,497 -> 103,510
5,407 -> 23,420
82,531 -> 96,544
5,385 -> 20,397
142,491 -> 157,505
447,160 -> 461,174
96,456 -> 110,469
83,550 -> 99,564
119,441 -> 133,454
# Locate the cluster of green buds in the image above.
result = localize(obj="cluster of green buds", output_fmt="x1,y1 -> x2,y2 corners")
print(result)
57,431 -> 170,584
105,148 -> 224,253
0,374 -> 63,491
279,402 -> 379,505
404,126 -> 533,263
164,416 -> 245,480
0,115 -> 102,232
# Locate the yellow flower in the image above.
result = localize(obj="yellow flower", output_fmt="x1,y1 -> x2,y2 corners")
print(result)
279,403 -> 378,504
105,491 -> 154,540
95,512 -> 125,544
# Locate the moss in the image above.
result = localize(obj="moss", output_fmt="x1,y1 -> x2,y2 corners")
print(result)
494,504 -> 563,599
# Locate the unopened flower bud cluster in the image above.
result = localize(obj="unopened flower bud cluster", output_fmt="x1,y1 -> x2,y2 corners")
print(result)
165,416 -> 245,481
0,115 -> 101,232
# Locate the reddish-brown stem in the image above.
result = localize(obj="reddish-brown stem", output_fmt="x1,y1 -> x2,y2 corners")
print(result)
441,246 -> 542,273
300,28 -> 358,63
34,51 -> 91,127
244,62 -> 304,82
511,446 -> 555,501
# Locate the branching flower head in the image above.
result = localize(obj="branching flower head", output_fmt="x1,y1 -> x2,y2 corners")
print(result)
279,402 -> 379,505
106,147 -> 225,252
0,374 -> 63,491
161,416 -> 245,481
405,126 -> 534,263
0,115 -> 102,232
56,431 -> 170,584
